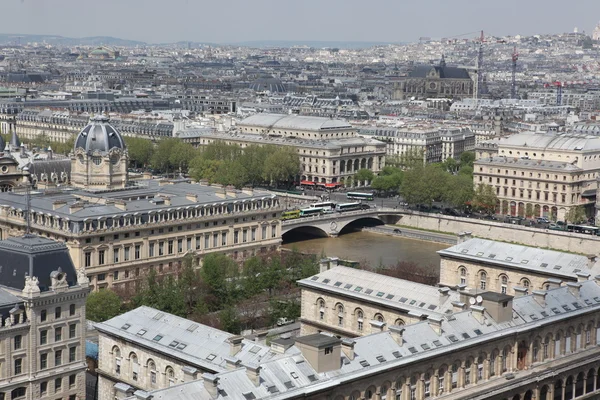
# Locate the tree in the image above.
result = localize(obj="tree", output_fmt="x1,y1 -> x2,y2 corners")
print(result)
151,138 -> 179,173
240,145 -> 269,186
441,157 -> 458,174
169,140 -> 197,173
398,148 -> 424,170
263,147 -> 300,186
354,169 -> 374,186
219,307 -> 241,334
86,289 -> 122,322
472,184 -> 499,215
125,137 -> 154,168
401,164 -> 447,207
565,205 -> 586,224
459,151 -> 476,168
445,174 -> 474,210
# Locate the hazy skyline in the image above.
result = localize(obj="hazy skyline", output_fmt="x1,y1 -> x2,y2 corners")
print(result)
2,0 -> 600,44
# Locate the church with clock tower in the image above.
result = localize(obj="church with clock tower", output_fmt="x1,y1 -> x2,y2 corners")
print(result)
70,115 -> 128,190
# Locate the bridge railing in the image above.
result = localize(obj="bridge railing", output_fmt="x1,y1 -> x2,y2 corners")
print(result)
281,207 -> 399,225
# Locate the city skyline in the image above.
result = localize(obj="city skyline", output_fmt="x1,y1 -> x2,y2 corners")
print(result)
2,0 -> 600,45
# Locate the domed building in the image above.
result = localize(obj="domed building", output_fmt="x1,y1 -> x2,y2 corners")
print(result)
70,115 -> 128,190
249,75 -> 286,93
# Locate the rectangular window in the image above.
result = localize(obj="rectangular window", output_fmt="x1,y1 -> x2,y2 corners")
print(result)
41,329 -> 48,345
55,327 -> 62,342
113,247 -> 119,263
251,228 -> 256,241
187,238 -> 192,251
243,230 -> 247,243
69,374 -> 76,388
213,233 -> 218,247
113,271 -> 119,281
234,231 -> 239,244
98,250 -> 105,265
124,246 -> 130,261
195,236 -> 201,250
262,226 -> 267,240
204,235 -> 209,249
134,245 -> 141,260
271,225 -> 277,238
69,323 -> 76,339
14,335 -> 21,350
40,353 -> 47,369
55,350 -> 62,366
149,243 -> 155,257
40,381 -> 47,395
14,358 -> 22,375
177,239 -> 183,253
168,240 -> 173,254
84,252 -> 91,267
55,307 -> 62,319
55,377 -> 62,392
69,346 -> 76,362
70,304 -> 75,316
41,309 -> 46,322
97,274 -> 106,282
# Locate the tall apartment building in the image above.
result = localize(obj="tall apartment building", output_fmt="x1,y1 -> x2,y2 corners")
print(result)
178,113 -> 386,187
474,132 -> 600,220
0,116 -> 283,291
359,125 -> 475,164
0,235 -> 90,400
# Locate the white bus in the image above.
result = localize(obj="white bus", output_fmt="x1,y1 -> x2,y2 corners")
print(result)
346,192 -> 375,201
336,202 -> 362,212
310,201 -> 336,211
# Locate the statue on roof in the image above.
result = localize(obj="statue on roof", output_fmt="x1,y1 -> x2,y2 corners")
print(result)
439,54 -> 446,68
22,274 -> 40,297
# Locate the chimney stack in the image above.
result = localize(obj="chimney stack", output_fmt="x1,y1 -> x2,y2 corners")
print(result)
254,330 -> 268,344
576,272 -> 591,283
224,356 -> 241,370
370,319 -> 386,334
228,335 -> 244,356
532,291 -> 547,307
457,231 -> 473,243
202,374 -> 219,399
586,255 -> 597,269
513,287 -> 528,297
341,338 -> 355,360
427,315 -> 443,336
438,287 -> 450,305
388,325 -> 405,346
182,366 -> 198,382
546,278 -> 562,290
470,305 -> 485,324
567,282 -> 582,298
244,363 -> 262,387
452,301 -> 466,312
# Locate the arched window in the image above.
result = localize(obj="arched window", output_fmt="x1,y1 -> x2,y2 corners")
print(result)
317,298 -> 325,321
356,309 -> 364,332
394,319 -> 405,326
521,278 -> 531,292
166,366 -> 175,387
148,359 -> 157,385
336,304 -> 344,327
130,353 -> 139,381
458,267 -> 467,286
112,346 -> 121,375
375,313 -> 385,324
479,271 -> 487,290
500,275 -> 508,294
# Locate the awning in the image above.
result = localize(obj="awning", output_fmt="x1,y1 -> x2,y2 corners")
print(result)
581,189 -> 596,198
325,183 -> 339,188
300,180 -> 315,186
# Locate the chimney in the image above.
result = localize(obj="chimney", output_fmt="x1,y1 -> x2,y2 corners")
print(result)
254,330 -> 268,344
202,373 -> 219,399
329,257 -> 339,268
244,363 -> 261,386
182,366 -> 198,382
470,305 -> 485,324
224,356 -> 241,370
53,200 -> 67,210
546,278 -> 562,289
513,287 -> 528,297
567,282 -> 582,297
370,319 -> 386,334
215,188 -> 226,199
532,291 -> 547,307
228,335 -> 244,356
427,315 -> 443,335
438,287 -> 450,305
595,275 -> 600,286
319,259 -> 330,273
133,390 -> 153,400
388,325 -> 405,346
457,231 -> 473,243
586,255 -> 597,269
341,339 -> 355,360
452,301 -> 466,312
576,272 -> 591,283
69,202 -> 83,214
186,193 -> 198,202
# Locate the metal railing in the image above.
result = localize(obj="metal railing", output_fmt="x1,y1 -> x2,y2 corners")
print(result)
281,207 -> 399,225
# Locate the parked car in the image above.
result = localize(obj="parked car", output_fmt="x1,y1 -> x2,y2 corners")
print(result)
276,317 -> 294,327
536,217 -> 550,223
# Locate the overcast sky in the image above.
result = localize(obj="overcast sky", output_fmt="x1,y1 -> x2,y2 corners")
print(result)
2,0 -> 600,44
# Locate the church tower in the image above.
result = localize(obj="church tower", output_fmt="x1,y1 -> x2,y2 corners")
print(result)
593,22 -> 600,41
70,115 -> 128,190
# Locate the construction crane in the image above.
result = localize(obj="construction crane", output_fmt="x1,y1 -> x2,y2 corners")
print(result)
474,30 -> 485,102
511,46 -> 518,99
543,81 -> 565,106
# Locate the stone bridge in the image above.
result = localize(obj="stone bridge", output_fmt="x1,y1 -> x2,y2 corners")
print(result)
281,208 -> 403,237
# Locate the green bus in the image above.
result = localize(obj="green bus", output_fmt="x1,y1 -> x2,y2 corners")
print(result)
281,210 -> 301,220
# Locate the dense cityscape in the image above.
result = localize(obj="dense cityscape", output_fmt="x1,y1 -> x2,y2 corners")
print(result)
2,3 -> 600,400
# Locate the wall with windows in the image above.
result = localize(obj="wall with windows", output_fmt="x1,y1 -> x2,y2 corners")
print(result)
300,288 -> 414,338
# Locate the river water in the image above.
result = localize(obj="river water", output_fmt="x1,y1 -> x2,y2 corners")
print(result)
282,230 -> 448,275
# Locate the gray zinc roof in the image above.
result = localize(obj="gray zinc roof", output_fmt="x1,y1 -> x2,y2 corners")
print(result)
240,113 -> 352,131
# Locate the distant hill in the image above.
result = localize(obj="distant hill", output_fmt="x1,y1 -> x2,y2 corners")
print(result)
229,40 -> 401,49
0,33 -> 146,47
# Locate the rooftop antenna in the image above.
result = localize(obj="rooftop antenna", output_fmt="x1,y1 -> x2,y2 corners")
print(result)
23,166 -> 31,235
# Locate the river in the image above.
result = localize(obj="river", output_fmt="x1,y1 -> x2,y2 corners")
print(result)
282,230 -> 448,275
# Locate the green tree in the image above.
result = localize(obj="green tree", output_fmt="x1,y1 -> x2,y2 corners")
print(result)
151,138 -> 179,173
169,140 -> 197,173
441,157 -> 459,174
354,169 -> 374,186
525,203 -> 534,218
565,205 -> 586,224
263,147 -> 300,186
125,137 -> 154,168
398,148 -> 424,170
401,164 -> 447,207
219,307 -> 241,334
459,151 -> 476,168
472,184 -> 499,214
86,289 -> 122,322
240,145 -> 269,186
445,174 -> 474,210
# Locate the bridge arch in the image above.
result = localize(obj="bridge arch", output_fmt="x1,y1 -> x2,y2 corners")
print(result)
337,217 -> 385,235
282,225 -> 329,242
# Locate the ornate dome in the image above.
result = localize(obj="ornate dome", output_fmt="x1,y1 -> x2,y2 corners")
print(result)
74,115 -> 126,155
249,75 -> 286,93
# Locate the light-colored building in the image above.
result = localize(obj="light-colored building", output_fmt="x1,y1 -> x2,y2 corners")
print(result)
438,234 -> 599,296
0,117 -> 284,291
0,235 -> 90,400
179,113 -> 387,187
474,132 -> 600,220
107,273 -> 600,400
299,261 -> 459,337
